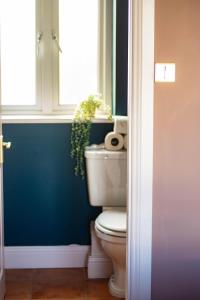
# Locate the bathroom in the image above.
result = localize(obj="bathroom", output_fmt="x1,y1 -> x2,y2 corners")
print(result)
1,0 -> 200,300
1,0 -> 129,299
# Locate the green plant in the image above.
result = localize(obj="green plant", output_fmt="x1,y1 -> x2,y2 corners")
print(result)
71,95 -> 112,179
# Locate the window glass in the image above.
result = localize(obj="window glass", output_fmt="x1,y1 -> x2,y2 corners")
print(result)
1,0 -> 36,105
59,0 -> 99,105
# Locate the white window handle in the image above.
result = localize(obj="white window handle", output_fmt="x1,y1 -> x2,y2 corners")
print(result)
37,32 -> 43,56
52,31 -> 62,53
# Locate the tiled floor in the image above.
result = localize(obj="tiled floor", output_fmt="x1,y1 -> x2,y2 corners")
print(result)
4,268 -> 124,300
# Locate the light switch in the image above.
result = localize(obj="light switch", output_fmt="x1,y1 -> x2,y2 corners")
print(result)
155,63 -> 176,82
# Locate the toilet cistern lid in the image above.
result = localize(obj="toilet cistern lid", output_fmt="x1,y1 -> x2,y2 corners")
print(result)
95,209 -> 127,233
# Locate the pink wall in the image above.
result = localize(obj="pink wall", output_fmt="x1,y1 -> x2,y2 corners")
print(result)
152,1 -> 200,299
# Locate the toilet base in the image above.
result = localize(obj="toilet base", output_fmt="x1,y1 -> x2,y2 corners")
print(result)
88,222 -> 113,278
95,225 -> 126,299
109,274 -> 125,298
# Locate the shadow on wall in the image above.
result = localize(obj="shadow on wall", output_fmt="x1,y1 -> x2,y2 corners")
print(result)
153,0 -> 200,299
115,0 -> 128,116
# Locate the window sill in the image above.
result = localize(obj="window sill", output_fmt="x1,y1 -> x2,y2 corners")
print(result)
1,114 -> 114,124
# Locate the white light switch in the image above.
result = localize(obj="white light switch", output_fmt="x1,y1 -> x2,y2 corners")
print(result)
155,63 -> 176,82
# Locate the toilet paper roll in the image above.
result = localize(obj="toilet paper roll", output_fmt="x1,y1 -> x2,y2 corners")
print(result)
124,135 -> 128,150
114,116 -> 128,134
104,132 -> 124,151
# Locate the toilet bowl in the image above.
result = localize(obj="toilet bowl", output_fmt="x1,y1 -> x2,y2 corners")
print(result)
95,208 -> 126,298
85,146 -> 127,298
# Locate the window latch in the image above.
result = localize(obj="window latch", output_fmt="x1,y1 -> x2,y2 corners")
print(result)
37,32 -> 43,56
52,31 -> 62,53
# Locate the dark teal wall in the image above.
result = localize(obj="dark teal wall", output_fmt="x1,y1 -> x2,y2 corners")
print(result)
115,0 -> 128,116
3,123 -> 113,246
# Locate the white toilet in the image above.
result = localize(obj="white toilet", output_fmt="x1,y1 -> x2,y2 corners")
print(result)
85,145 -> 127,298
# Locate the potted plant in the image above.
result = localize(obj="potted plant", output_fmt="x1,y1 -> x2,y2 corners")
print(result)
71,95 -> 112,179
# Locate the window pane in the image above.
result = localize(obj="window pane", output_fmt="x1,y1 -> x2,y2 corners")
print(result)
1,0 -> 36,105
59,0 -> 99,105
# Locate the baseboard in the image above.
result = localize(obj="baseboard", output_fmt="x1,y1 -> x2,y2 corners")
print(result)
4,245 -> 90,269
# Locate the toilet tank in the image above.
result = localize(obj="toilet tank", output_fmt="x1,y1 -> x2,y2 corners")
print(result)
85,145 -> 127,207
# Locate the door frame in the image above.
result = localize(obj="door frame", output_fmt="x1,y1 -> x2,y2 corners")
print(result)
0,21 -> 5,300
127,0 -> 155,299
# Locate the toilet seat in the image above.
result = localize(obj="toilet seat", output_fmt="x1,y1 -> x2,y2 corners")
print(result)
95,209 -> 127,238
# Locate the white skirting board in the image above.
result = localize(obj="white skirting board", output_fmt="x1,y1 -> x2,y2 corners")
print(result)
4,245 -> 90,269
4,228 -> 113,277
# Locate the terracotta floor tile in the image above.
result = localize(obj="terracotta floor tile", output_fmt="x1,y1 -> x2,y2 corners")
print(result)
83,268 -> 88,281
86,279 -> 116,299
86,298 -> 125,300
4,298 -> 31,300
5,268 -> 123,300
33,268 -> 85,284
86,298 -> 119,300
5,269 -> 35,283
32,268 -> 86,299
5,280 -> 32,299
32,283 -> 85,299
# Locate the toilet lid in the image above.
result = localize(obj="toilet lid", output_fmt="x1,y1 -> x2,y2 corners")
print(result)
95,209 -> 127,237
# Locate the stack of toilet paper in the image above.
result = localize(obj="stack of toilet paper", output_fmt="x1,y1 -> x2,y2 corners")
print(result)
104,116 -> 128,151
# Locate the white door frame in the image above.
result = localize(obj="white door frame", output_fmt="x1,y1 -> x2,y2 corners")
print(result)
127,0 -> 155,299
0,22 -> 5,300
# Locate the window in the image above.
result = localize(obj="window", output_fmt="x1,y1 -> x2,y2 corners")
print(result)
1,0 -> 36,106
0,0 -> 113,115
58,0 -> 99,105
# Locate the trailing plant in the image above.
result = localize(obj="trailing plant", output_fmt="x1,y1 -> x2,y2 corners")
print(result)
71,95 -> 112,179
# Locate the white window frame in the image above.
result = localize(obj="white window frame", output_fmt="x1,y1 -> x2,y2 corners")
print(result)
1,0 -> 113,116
